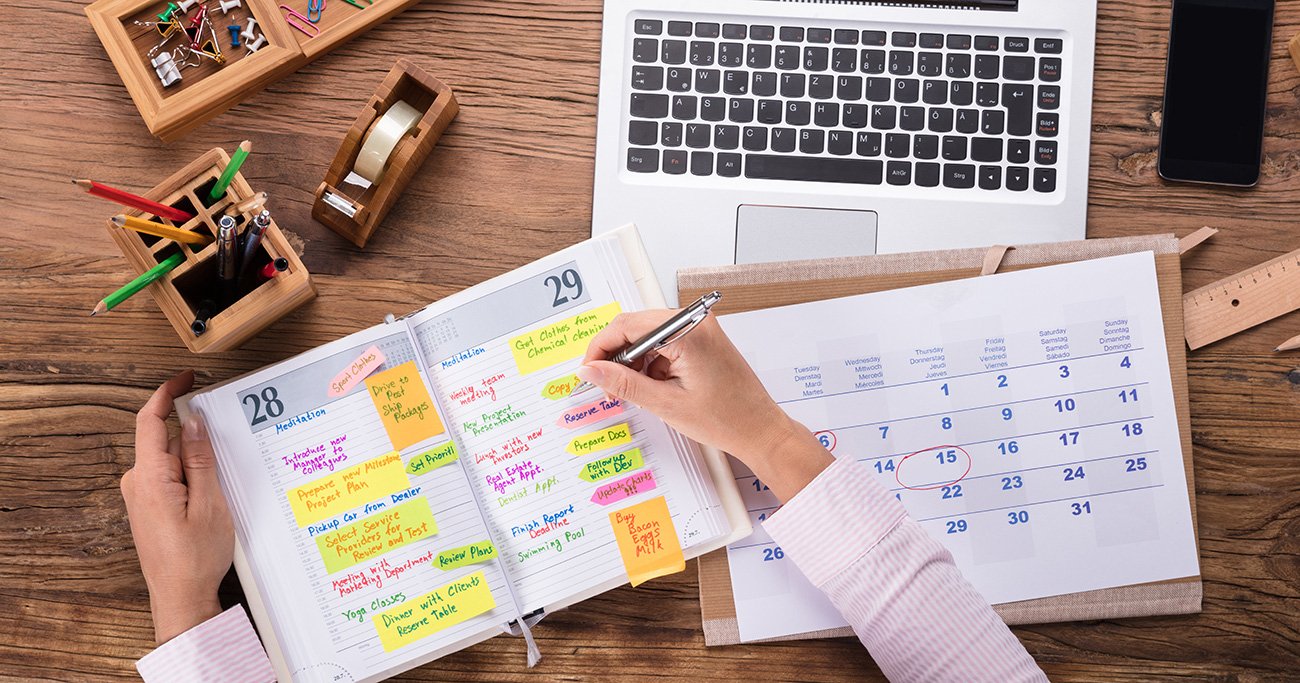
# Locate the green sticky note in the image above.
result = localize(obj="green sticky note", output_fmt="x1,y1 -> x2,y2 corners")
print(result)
406,441 -> 459,476
578,448 -> 644,482
436,540 -> 498,570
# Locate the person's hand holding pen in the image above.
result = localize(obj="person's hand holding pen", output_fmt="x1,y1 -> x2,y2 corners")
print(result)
574,299 -> 834,503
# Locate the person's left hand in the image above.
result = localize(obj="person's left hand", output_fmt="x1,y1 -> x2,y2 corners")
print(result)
122,369 -> 234,644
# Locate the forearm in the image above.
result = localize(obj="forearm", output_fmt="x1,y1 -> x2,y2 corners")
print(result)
734,417 -> 835,503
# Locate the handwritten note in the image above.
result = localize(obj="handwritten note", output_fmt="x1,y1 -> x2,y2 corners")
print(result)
591,470 -> 657,506
366,361 -> 446,451
609,495 -> 684,587
287,451 -> 409,527
508,302 -> 621,375
406,441 -> 460,476
315,498 -> 439,573
329,345 -> 386,397
578,448 -> 645,482
436,540 -> 499,570
566,422 -> 632,456
373,570 -> 496,651
557,397 -> 624,429
541,374 -> 581,400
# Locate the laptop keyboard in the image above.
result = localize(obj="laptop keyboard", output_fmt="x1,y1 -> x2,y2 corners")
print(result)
624,16 -> 1066,194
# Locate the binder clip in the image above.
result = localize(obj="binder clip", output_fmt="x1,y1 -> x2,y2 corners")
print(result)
151,52 -> 182,87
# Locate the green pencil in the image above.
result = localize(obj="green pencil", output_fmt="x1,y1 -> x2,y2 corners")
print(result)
90,252 -> 186,316
208,140 -> 252,202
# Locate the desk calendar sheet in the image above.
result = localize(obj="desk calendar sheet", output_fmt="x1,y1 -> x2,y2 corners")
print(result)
187,229 -> 739,682
718,252 -> 1200,643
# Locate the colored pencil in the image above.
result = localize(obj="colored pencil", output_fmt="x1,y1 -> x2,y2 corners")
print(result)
1276,333 -> 1300,353
112,214 -> 213,245
91,252 -> 186,316
73,178 -> 194,222
209,140 -> 252,202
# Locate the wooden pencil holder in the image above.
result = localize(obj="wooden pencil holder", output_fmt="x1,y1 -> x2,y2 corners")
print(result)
312,59 -> 459,248
105,148 -> 316,353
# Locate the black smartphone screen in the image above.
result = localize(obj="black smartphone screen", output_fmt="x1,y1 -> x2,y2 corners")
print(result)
1158,0 -> 1274,186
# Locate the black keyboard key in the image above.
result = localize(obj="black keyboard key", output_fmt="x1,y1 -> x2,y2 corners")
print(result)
862,49 -> 887,74
724,70 -> 749,95
835,29 -> 859,45
918,52 -> 943,77
635,19 -> 662,35
809,74 -> 834,99
1040,58 -> 1062,82
662,40 -> 687,65
718,153 -> 742,177
975,54 -> 999,79
950,81 -> 973,106
627,148 -> 658,173
661,122 -> 683,146
695,22 -> 720,38
719,43 -> 745,68
786,100 -> 812,126
800,129 -> 825,154
781,73 -> 806,98
916,161 -> 941,187
922,80 -> 948,105
946,54 -> 971,79
772,127 -> 797,152
862,30 -> 887,46
886,133 -> 910,158
715,125 -> 739,149
668,21 -> 692,37
1003,84 -> 1033,136
920,33 -> 944,49
1033,168 -> 1057,192
843,104 -> 868,128
1008,139 -> 1031,164
701,96 -> 726,121
955,109 -> 979,134
743,126 -> 768,151
776,45 -> 800,70
944,163 -> 976,188
723,23 -> 746,40
887,160 -> 912,186
780,26 -> 804,42
690,151 -> 713,176
971,137 -> 1003,162
804,46 -> 829,71
751,25 -> 775,41
752,71 -> 778,97
814,102 -> 840,127
856,131 -> 883,156
664,149 -> 688,174
1038,85 -> 1060,110
746,154 -> 884,184
1037,113 -> 1060,137
889,51 -> 914,75
1007,166 -> 1029,191
748,44 -> 773,69
892,32 -> 916,48
974,35 -> 998,51
1036,141 -> 1058,165
666,67 -> 691,92
914,134 -> 939,159
757,99 -> 782,124
833,48 -> 857,73
633,38 -> 658,63
837,75 -> 863,101
1035,37 -> 1063,54
672,94 -> 697,120
866,77 -> 891,102
630,93 -> 669,118
942,135 -> 967,161
628,120 -> 656,145
900,106 -> 925,131
1004,37 -> 1029,52
895,78 -> 920,104
981,110 -> 1005,135
871,104 -> 897,129
690,41 -> 715,66
729,98 -> 755,123
947,34 -> 972,50
631,65 -> 663,91
696,69 -> 721,93
978,165 -> 1001,190
976,82 -> 999,107
686,123 -> 711,148
828,130 -> 853,155
808,28 -> 832,43
1004,56 -> 1035,81
928,107 -> 954,133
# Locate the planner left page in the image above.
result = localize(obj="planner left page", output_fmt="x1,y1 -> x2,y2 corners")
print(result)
190,324 -> 527,683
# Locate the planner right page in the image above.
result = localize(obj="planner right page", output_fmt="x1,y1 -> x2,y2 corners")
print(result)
718,252 -> 1200,643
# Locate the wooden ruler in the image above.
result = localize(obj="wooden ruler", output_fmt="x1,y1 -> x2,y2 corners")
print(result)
1183,247 -> 1300,350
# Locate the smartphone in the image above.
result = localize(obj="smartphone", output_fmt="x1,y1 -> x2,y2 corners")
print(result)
1158,0 -> 1274,186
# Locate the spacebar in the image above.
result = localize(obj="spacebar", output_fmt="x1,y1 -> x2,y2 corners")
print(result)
745,155 -> 883,185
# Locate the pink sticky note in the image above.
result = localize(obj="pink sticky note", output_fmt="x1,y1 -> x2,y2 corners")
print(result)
328,345 -> 386,397
590,469 -> 657,506
556,397 -> 625,429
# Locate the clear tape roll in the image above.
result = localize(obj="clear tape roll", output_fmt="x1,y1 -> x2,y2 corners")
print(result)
353,100 -> 422,184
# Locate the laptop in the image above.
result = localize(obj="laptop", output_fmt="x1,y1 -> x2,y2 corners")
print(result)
591,0 -> 1098,303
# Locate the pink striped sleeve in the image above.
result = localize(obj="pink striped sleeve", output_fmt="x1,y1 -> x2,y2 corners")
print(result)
136,606 -> 276,683
763,457 -> 1046,682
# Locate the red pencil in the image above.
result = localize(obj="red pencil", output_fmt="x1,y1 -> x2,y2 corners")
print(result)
72,178 -> 194,223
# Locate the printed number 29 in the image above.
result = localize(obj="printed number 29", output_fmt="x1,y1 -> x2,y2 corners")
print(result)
544,268 -> 584,307
242,386 -> 284,426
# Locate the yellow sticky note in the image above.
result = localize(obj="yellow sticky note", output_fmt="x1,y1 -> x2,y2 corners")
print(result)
366,361 -> 446,451
373,570 -> 496,651
566,421 -> 632,456
436,540 -> 498,570
406,441 -> 460,476
508,302 -> 622,375
608,495 -> 685,587
288,451 -> 409,527
315,498 -> 438,573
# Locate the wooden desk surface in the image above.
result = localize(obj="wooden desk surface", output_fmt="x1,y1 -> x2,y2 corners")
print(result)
1,1 -> 1298,680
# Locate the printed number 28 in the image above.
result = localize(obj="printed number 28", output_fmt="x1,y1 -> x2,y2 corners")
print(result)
544,268 -> 584,307
242,386 -> 284,426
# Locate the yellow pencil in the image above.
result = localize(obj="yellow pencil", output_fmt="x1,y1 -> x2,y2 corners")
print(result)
1275,333 -> 1300,353
112,214 -> 213,245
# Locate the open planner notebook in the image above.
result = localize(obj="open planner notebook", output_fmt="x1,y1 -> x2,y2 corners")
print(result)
180,226 -> 749,683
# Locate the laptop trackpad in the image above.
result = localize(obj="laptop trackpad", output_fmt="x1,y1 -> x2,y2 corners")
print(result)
735,205 -> 878,264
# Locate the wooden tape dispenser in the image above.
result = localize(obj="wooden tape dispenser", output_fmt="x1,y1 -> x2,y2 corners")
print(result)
312,59 -> 459,248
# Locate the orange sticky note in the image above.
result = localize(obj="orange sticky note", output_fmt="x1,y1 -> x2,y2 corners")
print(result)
608,495 -> 685,587
365,361 -> 445,451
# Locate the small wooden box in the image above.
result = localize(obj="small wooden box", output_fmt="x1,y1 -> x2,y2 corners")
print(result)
312,60 -> 459,248
85,0 -> 420,141
105,148 -> 316,353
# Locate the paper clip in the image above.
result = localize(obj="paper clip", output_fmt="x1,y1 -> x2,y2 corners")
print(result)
280,5 -> 320,36
307,0 -> 325,23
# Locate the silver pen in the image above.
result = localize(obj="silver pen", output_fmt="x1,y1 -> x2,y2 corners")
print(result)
571,290 -> 723,396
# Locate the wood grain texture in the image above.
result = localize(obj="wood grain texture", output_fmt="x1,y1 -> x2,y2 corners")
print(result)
1,0 -> 1298,680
